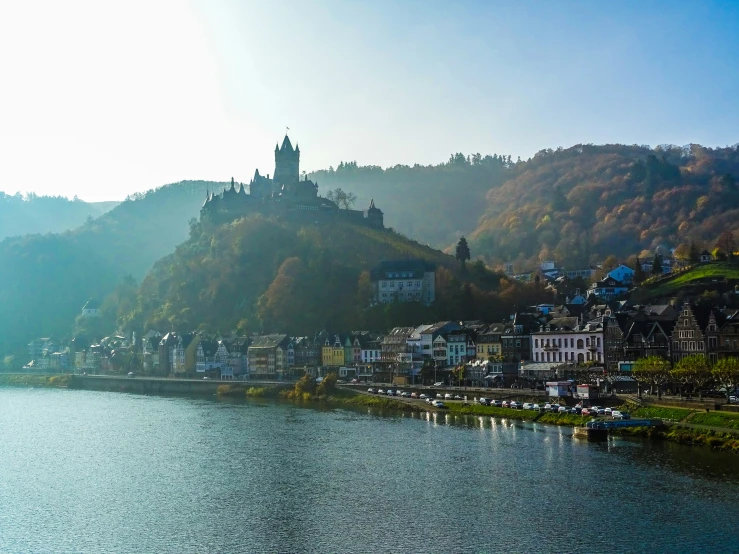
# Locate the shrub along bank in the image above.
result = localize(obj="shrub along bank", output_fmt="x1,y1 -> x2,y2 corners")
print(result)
0,374 -> 71,388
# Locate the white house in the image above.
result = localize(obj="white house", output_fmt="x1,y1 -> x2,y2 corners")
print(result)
370,260 -> 436,305
81,299 -> 100,318
587,277 -> 629,301
531,323 -> 604,364
607,264 -> 635,285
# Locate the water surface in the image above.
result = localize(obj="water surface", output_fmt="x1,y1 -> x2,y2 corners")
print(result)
1,388 -> 738,553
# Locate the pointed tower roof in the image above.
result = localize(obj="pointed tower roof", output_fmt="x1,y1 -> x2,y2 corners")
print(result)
369,198 -> 376,209
238,183 -> 245,194
281,135 -> 294,151
230,177 -> 235,190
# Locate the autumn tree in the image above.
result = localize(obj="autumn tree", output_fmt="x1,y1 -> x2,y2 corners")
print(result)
716,231 -> 736,259
633,355 -> 671,398
602,255 -> 619,273
713,357 -> 739,403
455,236 -> 471,268
672,354 -> 713,399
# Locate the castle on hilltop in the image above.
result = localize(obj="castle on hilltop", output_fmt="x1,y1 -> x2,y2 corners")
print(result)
201,135 -> 384,228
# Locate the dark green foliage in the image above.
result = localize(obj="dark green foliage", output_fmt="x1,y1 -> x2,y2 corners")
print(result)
455,236 -> 471,266
651,254 -> 663,275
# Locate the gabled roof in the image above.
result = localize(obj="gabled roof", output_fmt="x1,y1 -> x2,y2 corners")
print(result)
249,334 -> 288,349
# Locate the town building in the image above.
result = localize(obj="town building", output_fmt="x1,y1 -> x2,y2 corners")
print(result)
370,260 -> 436,305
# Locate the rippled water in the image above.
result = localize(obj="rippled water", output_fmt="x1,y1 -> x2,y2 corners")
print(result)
1,388 -> 739,553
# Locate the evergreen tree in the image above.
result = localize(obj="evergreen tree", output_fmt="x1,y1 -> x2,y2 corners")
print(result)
651,253 -> 663,275
455,236 -> 471,267
634,258 -> 646,283
688,241 -> 700,264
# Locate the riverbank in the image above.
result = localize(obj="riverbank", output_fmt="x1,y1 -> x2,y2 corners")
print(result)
0,373 -> 71,387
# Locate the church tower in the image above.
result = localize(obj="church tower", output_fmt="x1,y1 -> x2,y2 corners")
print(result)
273,135 -> 300,190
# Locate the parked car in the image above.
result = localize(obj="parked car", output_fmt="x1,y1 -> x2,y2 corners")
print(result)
501,400 -> 510,408
604,407 -> 613,416
490,400 -> 502,407
410,392 -> 418,398
425,397 -> 433,404
386,390 -> 395,396
613,411 -> 631,420
522,403 -> 534,410
544,403 -> 553,411
419,393 -> 428,399
444,393 -> 453,400
572,407 -> 582,414
479,397 -> 490,406
367,388 -> 376,394
377,389 -> 385,395
558,406 -> 568,413
437,393 -> 443,399
532,404 -> 541,411
509,401 -> 520,409
432,400 -> 447,408
597,408 -> 606,416
454,394 -> 463,400
581,408 -> 593,416
433,382 -> 444,387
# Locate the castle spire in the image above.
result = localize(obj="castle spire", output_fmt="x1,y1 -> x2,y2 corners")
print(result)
230,177 -> 235,190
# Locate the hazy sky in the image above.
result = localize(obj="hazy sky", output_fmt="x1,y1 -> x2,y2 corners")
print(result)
1,0 -> 738,201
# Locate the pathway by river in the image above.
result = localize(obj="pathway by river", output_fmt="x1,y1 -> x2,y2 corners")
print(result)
1,388 -> 738,553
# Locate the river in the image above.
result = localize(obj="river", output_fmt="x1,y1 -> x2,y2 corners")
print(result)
1,388 -> 739,553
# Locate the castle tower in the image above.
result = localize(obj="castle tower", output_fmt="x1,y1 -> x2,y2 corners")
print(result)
273,135 -> 300,190
367,198 -> 384,229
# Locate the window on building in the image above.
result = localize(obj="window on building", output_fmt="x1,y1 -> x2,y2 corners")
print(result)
381,282 -> 387,288
535,352 -> 539,361
577,339 -> 584,349
535,338 -> 539,347
516,340 -> 521,348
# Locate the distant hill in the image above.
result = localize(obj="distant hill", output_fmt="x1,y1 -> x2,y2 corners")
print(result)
309,153 -> 511,248
0,193 -> 118,240
468,144 -> 739,269
0,180 -> 223,362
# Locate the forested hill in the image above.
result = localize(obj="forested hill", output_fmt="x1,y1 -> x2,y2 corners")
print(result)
309,153 -> 512,247
0,180 -> 223,362
0,193 -> 118,240
121,215 -> 542,338
468,143 -> 739,269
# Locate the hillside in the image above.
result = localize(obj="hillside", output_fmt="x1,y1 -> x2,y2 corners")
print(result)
0,193 -> 118,240
637,261 -> 739,300
122,214 -> 546,337
469,144 -> 739,268
0,180 -> 224,362
309,153 -> 510,248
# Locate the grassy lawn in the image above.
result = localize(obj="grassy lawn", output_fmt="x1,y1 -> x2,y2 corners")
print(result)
632,406 -> 694,421
687,411 -> 739,430
649,262 -> 739,296
537,412 -> 591,426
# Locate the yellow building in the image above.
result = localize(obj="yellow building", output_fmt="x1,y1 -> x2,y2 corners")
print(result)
476,324 -> 504,361
322,335 -> 346,367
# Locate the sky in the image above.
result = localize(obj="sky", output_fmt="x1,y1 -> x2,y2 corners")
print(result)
0,0 -> 738,201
